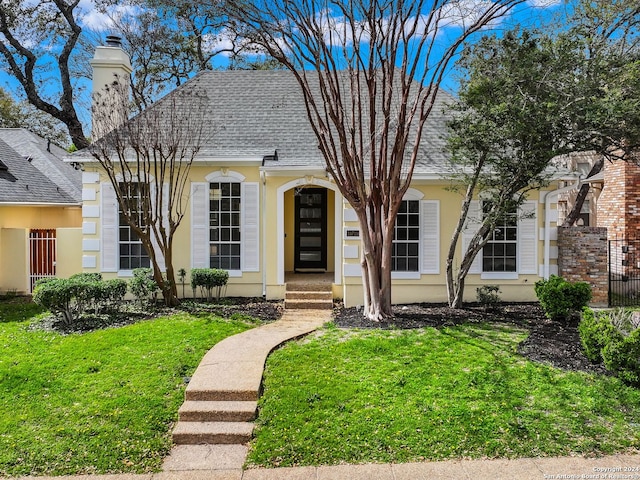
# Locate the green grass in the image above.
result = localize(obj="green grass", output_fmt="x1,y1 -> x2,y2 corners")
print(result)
0,299 -> 255,477
247,322 -> 640,468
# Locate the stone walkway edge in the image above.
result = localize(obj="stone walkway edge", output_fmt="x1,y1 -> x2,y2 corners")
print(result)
4,453 -> 640,480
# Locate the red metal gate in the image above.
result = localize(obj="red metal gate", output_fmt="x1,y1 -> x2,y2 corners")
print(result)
29,229 -> 56,292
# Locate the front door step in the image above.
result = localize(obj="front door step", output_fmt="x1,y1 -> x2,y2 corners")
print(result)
285,290 -> 333,310
172,421 -> 254,445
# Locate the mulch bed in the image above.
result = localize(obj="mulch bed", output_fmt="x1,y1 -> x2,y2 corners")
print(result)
333,302 -> 608,375
25,294 -> 606,375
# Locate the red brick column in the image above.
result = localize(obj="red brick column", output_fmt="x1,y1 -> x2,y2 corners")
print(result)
557,227 -> 608,306
598,160 -> 640,239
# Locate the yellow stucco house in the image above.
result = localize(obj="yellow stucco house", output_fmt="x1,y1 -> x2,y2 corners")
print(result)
0,129 -> 82,294
73,40 -> 571,307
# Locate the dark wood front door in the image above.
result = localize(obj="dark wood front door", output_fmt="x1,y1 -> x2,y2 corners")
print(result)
294,188 -> 327,271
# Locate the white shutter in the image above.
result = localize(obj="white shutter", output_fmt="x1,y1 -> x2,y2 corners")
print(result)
462,200 -> 482,274
191,182 -> 208,268
101,182 -> 118,272
150,183 -> 168,272
518,201 -> 537,274
242,182 -> 260,272
421,200 -> 439,274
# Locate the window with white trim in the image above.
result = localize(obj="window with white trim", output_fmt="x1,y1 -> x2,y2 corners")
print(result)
118,182 -> 150,270
209,182 -> 241,270
482,203 -> 517,273
393,200 -> 420,272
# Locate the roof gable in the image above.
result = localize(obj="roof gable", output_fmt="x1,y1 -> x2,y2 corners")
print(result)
0,128 -> 82,202
0,137 -> 78,205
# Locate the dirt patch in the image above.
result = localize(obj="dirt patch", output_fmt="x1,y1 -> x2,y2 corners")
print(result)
333,302 -> 608,375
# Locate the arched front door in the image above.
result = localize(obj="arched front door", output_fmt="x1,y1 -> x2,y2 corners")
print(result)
294,187 -> 327,272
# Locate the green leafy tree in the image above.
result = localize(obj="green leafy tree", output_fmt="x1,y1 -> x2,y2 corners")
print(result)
0,0 -> 89,148
445,21 -> 640,308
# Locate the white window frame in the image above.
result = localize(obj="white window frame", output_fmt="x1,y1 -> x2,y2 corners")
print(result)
117,181 -> 151,272
390,189 -> 441,280
191,170 -> 260,277
462,200 -> 537,280
392,198 -> 421,278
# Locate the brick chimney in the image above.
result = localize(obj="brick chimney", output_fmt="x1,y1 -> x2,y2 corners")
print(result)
90,35 -> 132,139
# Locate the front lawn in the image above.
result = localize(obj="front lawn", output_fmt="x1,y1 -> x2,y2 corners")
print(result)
0,299 -> 255,477
247,322 -> 640,467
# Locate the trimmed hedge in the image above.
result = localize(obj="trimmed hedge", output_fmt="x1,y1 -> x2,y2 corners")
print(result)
190,268 -> 229,301
32,275 -> 130,326
129,268 -> 159,306
534,275 -> 592,321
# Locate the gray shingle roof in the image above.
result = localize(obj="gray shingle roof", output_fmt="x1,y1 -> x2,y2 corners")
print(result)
190,70 -> 453,173
0,136 -> 78,204
89,70 -> 453,174
0,128 -> 82,202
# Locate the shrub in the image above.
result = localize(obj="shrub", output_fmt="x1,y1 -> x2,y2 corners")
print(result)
476,285 -> 501,311
534,275 -> 592,321
602,329 -> 640,387
129,268 -> 158,307
190,268 -> 229,301
100,279 -> 128,311
578,307 -> 621,363
69,272 -> 103,282
32,277 -> 84,325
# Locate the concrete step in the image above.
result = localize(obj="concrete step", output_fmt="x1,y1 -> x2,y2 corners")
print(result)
284,298 -> 333,310
285,282 -> 332,292
178,400 -> 257,422
285,290 -> 333,300
185,388 -> 258,402
172,421 -> 254,445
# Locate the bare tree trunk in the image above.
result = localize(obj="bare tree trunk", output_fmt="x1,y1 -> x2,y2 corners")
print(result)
446,157 -> 485,308
561,157 -> 603,227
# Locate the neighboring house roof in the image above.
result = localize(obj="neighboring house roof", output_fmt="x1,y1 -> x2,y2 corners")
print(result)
0,128 -> 82,202
0,136 -> 78,205
80,70 -> 455,175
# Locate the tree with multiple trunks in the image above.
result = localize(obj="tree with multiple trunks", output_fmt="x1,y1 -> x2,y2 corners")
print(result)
446,19 -> 640,308
89,82 -> 211,306
222,0 -> 524,321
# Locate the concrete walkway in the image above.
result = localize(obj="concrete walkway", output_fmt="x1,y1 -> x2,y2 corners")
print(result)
163,309 -> 331,472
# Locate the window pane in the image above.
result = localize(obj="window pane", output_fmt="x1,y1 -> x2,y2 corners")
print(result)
408,258 -> 418,271
396,258 -> 407,271
209,181 -> 242,272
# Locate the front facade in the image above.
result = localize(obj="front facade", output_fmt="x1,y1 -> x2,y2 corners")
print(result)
76,42 -> 570,307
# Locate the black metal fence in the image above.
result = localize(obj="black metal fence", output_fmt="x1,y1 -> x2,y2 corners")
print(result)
609,238 -> 640,307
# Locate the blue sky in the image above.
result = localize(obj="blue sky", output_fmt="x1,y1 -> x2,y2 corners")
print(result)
0,0 -> 566,135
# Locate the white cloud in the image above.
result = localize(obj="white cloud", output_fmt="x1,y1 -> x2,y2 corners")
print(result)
527,0 -> 562,8
77,0 -> 138,32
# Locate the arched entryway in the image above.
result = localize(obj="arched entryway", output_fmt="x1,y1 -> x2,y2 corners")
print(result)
276,178 -> 342,286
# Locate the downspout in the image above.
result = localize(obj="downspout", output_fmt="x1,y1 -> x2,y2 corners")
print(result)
261,170 -> 267,297
542,175 -> 582,279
